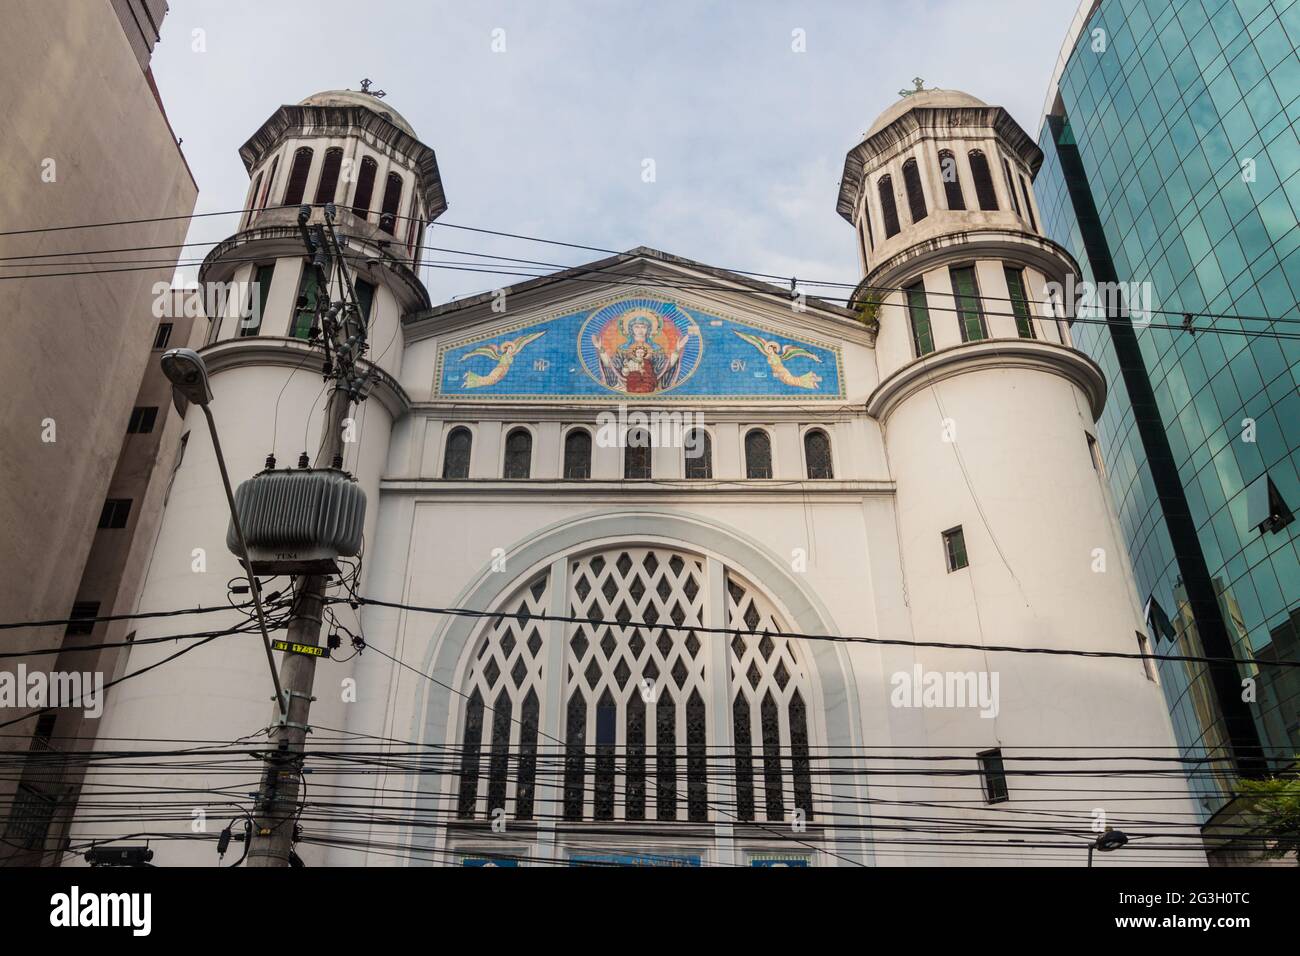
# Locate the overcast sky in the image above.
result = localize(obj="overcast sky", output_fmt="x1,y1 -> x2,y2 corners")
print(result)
154,0 -> 1082,305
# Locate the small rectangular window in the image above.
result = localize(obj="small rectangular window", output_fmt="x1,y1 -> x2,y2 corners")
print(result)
905,281 -> 935,356
66,602 -> 100,636
978,748 -> 1009,803
127,406 -> 159,434
949,267 -> 987,342
1004,267 -> 1036,339
241,264 -> 275,337
98,498 -> 132,529
152,323 -> 173,349
942,526 -> 968,572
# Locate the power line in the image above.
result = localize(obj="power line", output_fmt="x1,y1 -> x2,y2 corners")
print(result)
347,594 -> 1300,670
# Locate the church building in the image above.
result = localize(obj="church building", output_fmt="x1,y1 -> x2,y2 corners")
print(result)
74,85 -> 1203,867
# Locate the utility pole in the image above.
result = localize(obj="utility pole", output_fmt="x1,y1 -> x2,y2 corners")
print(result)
245,204 -> 370,867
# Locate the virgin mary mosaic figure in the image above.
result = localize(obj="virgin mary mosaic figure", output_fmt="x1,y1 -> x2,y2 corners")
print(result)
589,307 -> 696,394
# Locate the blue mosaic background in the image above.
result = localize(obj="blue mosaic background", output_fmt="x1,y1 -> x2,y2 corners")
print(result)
435,297 -> 844,400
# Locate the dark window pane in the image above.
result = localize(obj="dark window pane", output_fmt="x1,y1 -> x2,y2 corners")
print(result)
291,267 -> 320,339
98,498 -> 131,529
968,150 -> 998,210
515,689 -> 539,820
563,429 -> 591,479
745,430 -> 772,479
760,691 -> 785,822
943,526 -> 969,571
282,147 -> 313,206
258,157 -> 279,210
789,690 -> 814,821
65,602 -> 99,637
379,172 -> 403,235
626,692 -> 647,820
487,688 -> 513,815
950,266 -> 987,341
656,693 -> 677,820
241,264 -> 274,336
804,430 -> 833,479
1004,266 -> 1035,338
1019,175 -> 1038,231
351,156 -> 378,219
938,149 -> 965,210
594,690 -> 616,820
456,689 -> 484,818
732,694 -> 755,821
354,279 -> 375,324
563,692 -> 587,820
684,430 -> 712,479
442,428 -> 471,479
1002,157 -> 1022,216
503,428 -> 532,479
686,689 -> 708,822
902,158 -> 927,223
878,174 -> 901,237
624,429 -> 651,479
314,147 -> 343,205
152,323 -> 172,349
979,748 -> 1009,803
127,406 -> 158,434
906,281 -> 935,356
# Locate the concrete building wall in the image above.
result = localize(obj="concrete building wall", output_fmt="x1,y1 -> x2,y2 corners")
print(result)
0,0 -> 197,855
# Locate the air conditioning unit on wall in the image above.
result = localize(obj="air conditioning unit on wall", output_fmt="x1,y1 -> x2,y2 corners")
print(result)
226,467 -> 366,575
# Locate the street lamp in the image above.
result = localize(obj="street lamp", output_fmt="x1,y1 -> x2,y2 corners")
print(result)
1087,828 -> 1129,867
161,348 -> 287,718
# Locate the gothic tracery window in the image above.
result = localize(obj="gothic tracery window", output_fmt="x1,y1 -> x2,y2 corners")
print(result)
453,547 -> 819,830
456,572 -> 549,820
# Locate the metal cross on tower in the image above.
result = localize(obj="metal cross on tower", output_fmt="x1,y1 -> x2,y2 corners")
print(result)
898,76 -> 930,96
358,77 -> 386,98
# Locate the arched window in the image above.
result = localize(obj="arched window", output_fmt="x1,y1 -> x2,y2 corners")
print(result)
861,201 -> 873,250
245,172 -> 263,226
454,550 -> 817,826
563,428 -> 592,479
258,157 -> 279,210
351,156 -> 378,220
878,175 -> 901,238
902,158 -> 927,223
1019,175 -> 1038,231
1002,157 -> 1022,217
442,427 -> 471,479
937,149 -> 965,210
684,430 -> 712,479
314,147 -> 343,205
804,429 -> 833,479
968,150 -> 998,210
503,428 -> 532,479
282,147 -> 313,206
405,196 -> 420,253
624,429 -> 652,479
379,172 -> 403,235
745,429 -> 772,479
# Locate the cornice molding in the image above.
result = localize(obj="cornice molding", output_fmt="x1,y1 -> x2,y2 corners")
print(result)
865,338 -> 1107,422
199,337 -> 412,418
855,228 -> 1080,302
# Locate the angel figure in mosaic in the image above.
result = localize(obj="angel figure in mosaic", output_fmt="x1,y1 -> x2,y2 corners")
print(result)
732,330 -> 822,390
461,330 -> 545,389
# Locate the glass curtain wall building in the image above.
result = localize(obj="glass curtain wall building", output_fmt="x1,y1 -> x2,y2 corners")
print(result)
1035,0 -> 1300,822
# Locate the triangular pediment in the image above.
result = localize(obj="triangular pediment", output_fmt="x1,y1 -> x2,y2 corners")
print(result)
409,248 -> 869,403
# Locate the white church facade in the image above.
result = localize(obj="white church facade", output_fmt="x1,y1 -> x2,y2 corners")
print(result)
74,87 -> 1204,866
